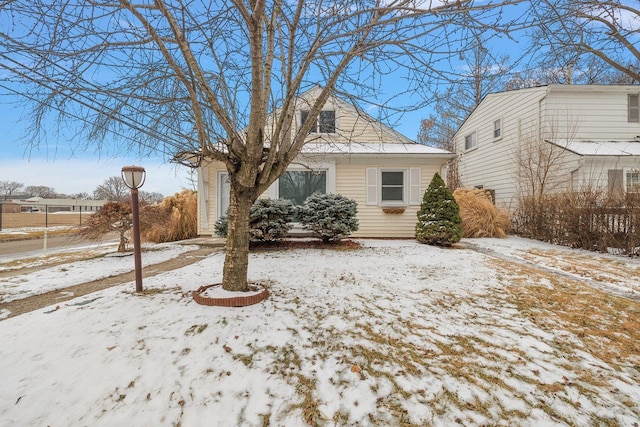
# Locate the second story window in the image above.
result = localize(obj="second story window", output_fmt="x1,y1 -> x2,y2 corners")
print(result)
301,110 -> 336,134
464,131 -> 477,150
629,94 -> 639,122
493,118 -> 502,139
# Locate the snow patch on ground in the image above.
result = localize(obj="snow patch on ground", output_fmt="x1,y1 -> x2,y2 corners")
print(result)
0,238 -> 639,426
0,243 -> 198,303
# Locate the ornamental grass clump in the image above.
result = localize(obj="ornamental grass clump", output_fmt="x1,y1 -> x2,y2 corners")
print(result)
298,193 -> 359,243
415,173 -> 462,246
453,188 -> 510,238
140,190 -> 198,243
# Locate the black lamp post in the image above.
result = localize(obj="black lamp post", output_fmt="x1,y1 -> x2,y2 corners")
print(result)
121,165 -> 146,293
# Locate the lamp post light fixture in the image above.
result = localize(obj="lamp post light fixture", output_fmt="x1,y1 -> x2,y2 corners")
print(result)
121,166 -> 146,293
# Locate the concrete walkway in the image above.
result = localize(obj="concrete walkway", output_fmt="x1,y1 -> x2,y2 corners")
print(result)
0,238 -> 226,321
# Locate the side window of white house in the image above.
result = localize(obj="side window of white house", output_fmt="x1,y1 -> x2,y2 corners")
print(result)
366,168 -> 421,206
300,110 -> 336,134
464,131 -> 477,150
626,169 -> 640,193
493,118 -> 502,140
628,94 -> 639,123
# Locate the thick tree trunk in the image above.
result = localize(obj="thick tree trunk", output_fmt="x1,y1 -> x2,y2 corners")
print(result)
222,189 -> 254,292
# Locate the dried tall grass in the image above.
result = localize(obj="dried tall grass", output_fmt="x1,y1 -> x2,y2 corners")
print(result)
453,188 -> 510,238
513,189 -> 640,253
140,190 -> 197,243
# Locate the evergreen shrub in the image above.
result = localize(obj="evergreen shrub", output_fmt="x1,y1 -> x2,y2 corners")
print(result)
298,193 -> 359,243
415,173 -> 462,246
214,198 -> 294,242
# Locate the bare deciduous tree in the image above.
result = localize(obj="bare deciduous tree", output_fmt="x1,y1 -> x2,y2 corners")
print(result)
418,41 -> 512,152
506,54 -> 638,90
418,39 -> 513,189
531,0 -> 640,84
93,176 -> 130,203
78,201 -> 132,252
0,181 -> 23,200
24,185 -> 58,198
0,1 -> 525,291
140,191 -> 165,205
516,114 -> 580,201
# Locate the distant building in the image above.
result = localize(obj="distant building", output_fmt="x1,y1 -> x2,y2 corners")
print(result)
0,198 -> 107,213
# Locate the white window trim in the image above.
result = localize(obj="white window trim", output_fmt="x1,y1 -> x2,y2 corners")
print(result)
216,170 -> 229,219
493,117 -> 503,141
464,130 -> 478,152
198,166 -> 210,230
624,168 -> 640,193
379,169 -> 407,206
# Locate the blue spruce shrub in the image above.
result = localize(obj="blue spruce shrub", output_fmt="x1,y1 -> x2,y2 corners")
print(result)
249,198 -> 294,242
415,173 -> 462,246
214,214 -> 228,237
298,193 -> 359,243
214,198 -> 294,242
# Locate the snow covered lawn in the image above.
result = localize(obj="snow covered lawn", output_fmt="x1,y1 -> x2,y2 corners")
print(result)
0,238 -> 639,426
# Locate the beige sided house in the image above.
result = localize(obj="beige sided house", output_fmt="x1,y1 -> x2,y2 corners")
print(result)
196,88 -> 454,238
453,85 -> 640,209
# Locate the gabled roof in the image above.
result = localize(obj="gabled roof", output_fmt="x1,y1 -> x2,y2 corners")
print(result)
547,139 -> 640,156
295,86 -> 416,145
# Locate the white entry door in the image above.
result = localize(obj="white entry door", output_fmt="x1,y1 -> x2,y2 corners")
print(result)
218,172 -> 230,217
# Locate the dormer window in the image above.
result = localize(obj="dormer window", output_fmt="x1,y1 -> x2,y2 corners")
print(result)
300,110 -> 336,134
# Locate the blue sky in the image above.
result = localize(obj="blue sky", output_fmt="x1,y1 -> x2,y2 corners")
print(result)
0,91 -> 194,196
0,86 -> 430,197
0,2 -> 529,197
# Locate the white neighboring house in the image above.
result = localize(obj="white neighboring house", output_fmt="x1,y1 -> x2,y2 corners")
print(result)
453,84 -> 640,209
195,87 -> 454,238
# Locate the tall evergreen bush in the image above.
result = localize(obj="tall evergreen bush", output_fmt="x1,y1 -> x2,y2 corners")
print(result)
415,173 -> 462,246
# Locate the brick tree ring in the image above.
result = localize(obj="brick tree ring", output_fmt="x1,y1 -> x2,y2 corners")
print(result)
192,283 -> 269,307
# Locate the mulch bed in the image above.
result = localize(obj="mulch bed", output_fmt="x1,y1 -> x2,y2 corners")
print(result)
249,239 -> 362,252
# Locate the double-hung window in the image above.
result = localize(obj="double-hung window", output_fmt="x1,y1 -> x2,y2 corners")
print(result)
493,118 -> 502,140
366,168 -> 421,206
300,110 -> 336,134
464,131 -> 477,150
381,171 -> 405,203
